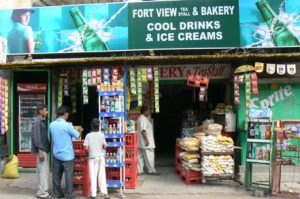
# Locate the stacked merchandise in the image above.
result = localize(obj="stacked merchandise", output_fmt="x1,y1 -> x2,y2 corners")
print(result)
176,138 -> 201,184
199,123 -> 235,182
201,155 -> 234,177
201,135 -> 234,153
272,120 -> 300,196
245,111 -> 273,190
124,120 -> 138,189
0,77 -> 9,135
72,141 -> 90,197
129,67 -> 160,113
98,67 -> 125,197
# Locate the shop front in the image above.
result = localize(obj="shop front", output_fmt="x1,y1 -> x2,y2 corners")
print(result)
0,0 -> 300,197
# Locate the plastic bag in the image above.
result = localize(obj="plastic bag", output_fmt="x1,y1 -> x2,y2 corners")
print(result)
1,155 -> 20,179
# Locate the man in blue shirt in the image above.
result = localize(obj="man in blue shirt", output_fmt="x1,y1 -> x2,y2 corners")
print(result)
50,106 -> 83,199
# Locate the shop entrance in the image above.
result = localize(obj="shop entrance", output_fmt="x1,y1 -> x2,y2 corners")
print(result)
11,70 -> 50,166
153,81 -> 228,165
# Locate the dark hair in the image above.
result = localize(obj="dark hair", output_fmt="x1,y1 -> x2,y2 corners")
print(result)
140,106 -> 148,114
57,106 -> 70,116
36,104 -> 47,114
90,118 -> 100,131
11,9 -> 34,23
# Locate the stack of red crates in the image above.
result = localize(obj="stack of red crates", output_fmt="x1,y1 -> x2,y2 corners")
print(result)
73,141 -> 90,197
17,154 -> 36,168
125,133 -> 138,189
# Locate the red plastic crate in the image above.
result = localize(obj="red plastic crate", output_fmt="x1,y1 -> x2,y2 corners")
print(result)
176,162 -> 182,176
125,174 -> 137,189
74,155 -> 88,167
18,153 -> 36,168
125,161 -> 137,176
125,133 -> 137,147
73,182 -> 90,197
73,166 -> 89,182
180,168 -> 201,185
106,169 -> 121,179
125,147 -> 138,162
175,144 -> 183,159
73,141 -> 85,154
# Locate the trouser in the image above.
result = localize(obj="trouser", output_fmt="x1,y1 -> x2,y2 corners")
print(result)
36,151 -> 50,197
89,156 -> 108,197
52,156 -> 75,199
138,148 -> 156,174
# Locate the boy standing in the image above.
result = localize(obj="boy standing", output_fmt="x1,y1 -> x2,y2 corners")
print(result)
84,118 -> 110,199
31,105 -> 50,199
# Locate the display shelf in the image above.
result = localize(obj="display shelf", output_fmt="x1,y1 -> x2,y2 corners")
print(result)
107,180 -> 124,188
126,131 -> 138,134
249,118 -> 272,123
246,159 -> 270,164
105,134 -> 124,139
99,91 -> 124,96
201,151 -> 234,156
99,112 -> 124,118
107,142 -> 124,147
247,139 -> 272,143
203,173 -> 233,177
106,162 -> 124,168
99,78 -> 126,194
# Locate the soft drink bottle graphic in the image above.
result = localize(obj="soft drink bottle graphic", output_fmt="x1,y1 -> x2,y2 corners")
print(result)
69,7 -> 108,51
256,0 -> 300,46
35,28 -> 42,50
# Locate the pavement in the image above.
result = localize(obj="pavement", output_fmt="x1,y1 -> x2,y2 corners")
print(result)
0,151 -> 288,199
0,165 -> 288,199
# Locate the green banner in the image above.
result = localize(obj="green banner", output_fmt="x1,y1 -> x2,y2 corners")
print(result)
128,0 -> 240,49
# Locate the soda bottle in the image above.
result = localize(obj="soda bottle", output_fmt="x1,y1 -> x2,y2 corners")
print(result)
256,0 -> 300,46
35,28 -> 42,50
69,7 -> 108,51
110,98 -> 115,112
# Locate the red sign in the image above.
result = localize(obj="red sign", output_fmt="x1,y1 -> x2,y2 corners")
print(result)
17,84 -> 47,93
159,64 -> 231,80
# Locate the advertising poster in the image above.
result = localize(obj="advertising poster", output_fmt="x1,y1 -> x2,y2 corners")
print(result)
239,0 -> 300,47
1,0 -> 300,55
0,3 -> 128,55
128,0 -> 240,49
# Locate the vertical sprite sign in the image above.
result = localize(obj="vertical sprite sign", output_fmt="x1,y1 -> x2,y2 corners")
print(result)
128,0 -> 240,49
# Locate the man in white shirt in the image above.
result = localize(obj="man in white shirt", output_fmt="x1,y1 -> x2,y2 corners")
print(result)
137,106 -> 160,175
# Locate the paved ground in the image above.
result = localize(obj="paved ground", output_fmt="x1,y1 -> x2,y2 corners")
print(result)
0,166 -> 287,199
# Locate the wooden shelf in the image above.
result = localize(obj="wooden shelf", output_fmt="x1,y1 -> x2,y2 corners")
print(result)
201,151 -> 234,156
247,139 -> 271,143
247,159 -> 270,164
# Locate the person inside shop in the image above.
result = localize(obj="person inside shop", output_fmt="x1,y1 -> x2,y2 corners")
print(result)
50,106 -> 83,199
137,106 -> 160,175
31,104 -> 51,199
83,118 -> 110,199
7,8 -> 35,54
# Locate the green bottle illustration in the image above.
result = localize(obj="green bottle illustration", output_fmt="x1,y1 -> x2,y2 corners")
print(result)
256,0 -> 300,46
69,7 -> 108,51
35,28 -> 42,50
